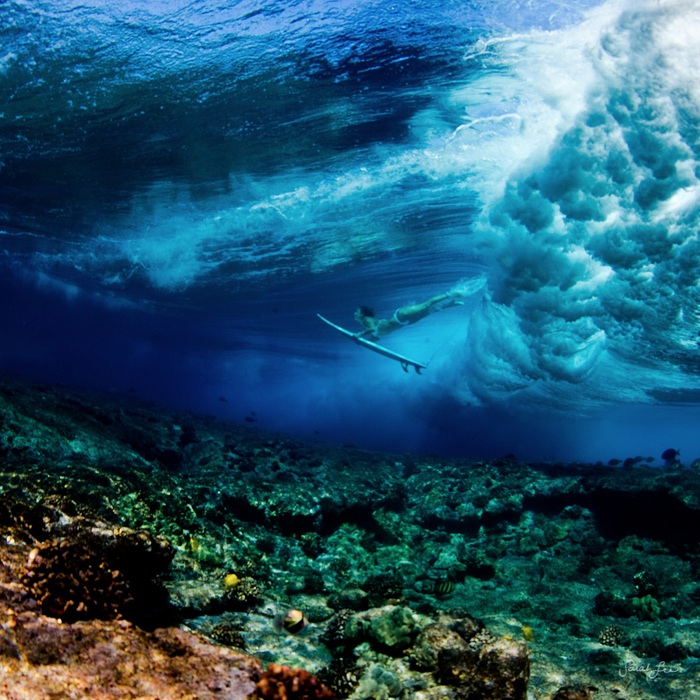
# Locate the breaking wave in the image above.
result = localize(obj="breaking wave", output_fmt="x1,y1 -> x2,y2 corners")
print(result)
448,0 -> 700,404
2,0 -> 700,457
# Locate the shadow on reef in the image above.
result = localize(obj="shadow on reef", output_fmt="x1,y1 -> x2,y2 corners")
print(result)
20,514 -> 173,626
0,378 -> 699,699
522,474 -> 700,549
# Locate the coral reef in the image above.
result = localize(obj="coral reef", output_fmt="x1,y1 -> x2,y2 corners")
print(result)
0,379 -> 699,699
317,656 -> 360,698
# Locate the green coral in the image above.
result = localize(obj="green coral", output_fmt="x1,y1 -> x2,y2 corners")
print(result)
354,663 -> 402,700
343,605 -> 419,653
369,605 -> 417,651
632,594 -> 661,621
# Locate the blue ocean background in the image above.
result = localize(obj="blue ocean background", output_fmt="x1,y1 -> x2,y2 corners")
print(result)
2,0 -> 699,462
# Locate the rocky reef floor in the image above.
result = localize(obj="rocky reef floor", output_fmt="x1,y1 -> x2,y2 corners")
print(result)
0,377 -> 698,699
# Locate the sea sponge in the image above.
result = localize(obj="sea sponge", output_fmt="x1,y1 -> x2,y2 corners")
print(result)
248,663 -> 336,700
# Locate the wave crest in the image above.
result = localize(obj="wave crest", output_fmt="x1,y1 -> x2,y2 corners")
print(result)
458,0 -> 700,404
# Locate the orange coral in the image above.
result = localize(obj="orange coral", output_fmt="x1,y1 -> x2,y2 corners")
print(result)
249,663 -> 336,700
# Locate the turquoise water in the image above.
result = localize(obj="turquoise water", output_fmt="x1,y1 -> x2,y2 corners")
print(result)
2,0 -> 700,461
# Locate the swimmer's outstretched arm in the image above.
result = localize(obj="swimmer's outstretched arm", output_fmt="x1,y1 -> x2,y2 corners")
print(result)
353,328 -> 376,338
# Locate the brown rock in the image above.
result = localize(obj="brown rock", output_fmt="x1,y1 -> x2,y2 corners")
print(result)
552,686 -> 598,700
439,633 -> 529,700
0,500 -> 262,699
0,615 -> 261,699
412,623 -> 469,672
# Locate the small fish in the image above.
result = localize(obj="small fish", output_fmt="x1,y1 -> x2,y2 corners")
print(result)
522,625 -> 535,642
419,578 -> 455,596
661,448 -> 679,462
223,573 -> 240,590
435,580 -> 455,596
275,609 -> 308,634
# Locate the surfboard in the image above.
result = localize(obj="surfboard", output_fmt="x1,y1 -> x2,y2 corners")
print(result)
317,314 -> 427,374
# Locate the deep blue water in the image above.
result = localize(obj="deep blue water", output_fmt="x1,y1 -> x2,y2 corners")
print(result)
2,0 -> 700,462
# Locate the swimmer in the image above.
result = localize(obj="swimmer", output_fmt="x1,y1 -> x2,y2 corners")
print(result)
354,290 -> 465,339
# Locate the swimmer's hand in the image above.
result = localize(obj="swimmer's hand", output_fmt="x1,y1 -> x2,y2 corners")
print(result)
441,292 -> 465,308
448,276 -> 487,299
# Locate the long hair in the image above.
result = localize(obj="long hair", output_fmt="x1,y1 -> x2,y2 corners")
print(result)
356,305 -> 375,318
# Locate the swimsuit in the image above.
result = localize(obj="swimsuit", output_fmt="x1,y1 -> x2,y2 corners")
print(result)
392,309 -> 408,325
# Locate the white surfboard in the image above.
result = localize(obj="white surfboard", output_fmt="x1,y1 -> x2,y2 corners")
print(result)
317,314 -> 427,374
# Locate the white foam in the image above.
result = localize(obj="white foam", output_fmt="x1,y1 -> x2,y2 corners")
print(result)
448,0 -> 700,404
